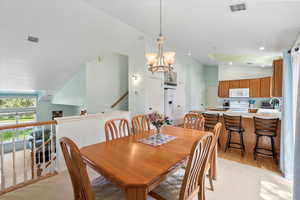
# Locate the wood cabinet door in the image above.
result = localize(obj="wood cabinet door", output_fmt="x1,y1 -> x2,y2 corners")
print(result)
260,77 -> 271,97
272,59 -> 283,97
218,81 -> 230,97
250,79 -> 261,97
229,80 -> 240,89
239,79 -> 250,88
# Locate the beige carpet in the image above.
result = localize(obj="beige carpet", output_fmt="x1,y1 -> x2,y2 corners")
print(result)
0,159 -> 292,200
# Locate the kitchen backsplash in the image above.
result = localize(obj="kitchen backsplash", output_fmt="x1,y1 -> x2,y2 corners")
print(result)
217,97 -> 283,109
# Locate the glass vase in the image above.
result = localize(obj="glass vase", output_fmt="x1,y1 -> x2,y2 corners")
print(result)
155,127 -> 162,139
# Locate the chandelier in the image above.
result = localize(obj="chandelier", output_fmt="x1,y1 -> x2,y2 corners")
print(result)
145,0 -> 176,73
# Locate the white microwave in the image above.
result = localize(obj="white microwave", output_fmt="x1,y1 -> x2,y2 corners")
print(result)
229,88 -> 249,98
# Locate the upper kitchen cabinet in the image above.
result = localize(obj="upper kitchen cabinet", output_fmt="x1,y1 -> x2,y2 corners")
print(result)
272,59 -> 283,97
239,79 -> 250,88
229,80 -> 240,88
260,77 -> 271,97
218,81 -> 230,97
249,79 -> 261,97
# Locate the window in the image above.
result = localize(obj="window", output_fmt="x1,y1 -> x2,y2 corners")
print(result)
0,96 -> 37,142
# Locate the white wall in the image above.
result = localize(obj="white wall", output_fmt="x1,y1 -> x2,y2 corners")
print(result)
182,56 -> 206,111
86,53 -> 128,114
55,111 -> 130,171
36,100 -> 77,122
204,65 -> 219,107
52,66 -> 86,107
219,64 -> 272,80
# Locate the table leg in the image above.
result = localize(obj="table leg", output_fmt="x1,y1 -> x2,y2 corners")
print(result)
126,187 -> 147,200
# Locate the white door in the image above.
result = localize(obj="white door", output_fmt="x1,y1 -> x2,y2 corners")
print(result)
173,82 -> 186,124
164,88 -> 176,119
144,77 -> 164,114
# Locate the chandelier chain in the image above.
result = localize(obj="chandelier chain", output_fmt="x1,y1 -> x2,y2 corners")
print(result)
160,0 -> 162,37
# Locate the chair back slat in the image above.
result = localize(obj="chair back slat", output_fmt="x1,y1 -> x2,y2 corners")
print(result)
183,113 -> 205,130
60,137 -> 94,200
203,113 -> 219,131
104,118 -> 131,141
223,114 -> 242,130
254,117 -> 279,134
131,115 -> 150,134
179,133 -> 213,200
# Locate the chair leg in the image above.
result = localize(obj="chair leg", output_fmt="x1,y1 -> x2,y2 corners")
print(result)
199,178 -> 206,200
239,132 -> 245,157
270,136 -> 276,161
211,148 -> 217,180
253,135 -> 259,160
208,167 -> 214,191
225,131 -> 231,152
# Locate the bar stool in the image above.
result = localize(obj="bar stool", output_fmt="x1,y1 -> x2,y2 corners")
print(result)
223,114 -> 245,156
253,117 -> 279,160
203,113 -> 219,131
203,113 -> 220,146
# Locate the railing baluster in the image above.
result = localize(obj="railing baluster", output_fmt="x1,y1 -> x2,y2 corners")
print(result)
1,133 -> 5,190
50,125 -> 55,173
23,130 -> 27,182
41,126 -> 46,175
32,128 -> 36,179
0,121 -> 56,192
12,129 -> 17,185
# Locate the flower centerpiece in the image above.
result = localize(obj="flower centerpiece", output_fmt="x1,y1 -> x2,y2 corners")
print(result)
148,112 -> 170,138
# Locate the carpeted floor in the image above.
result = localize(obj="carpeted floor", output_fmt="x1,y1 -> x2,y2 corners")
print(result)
0,158 -> 292,200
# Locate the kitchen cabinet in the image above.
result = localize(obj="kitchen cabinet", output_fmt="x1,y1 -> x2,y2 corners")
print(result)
260,77 -> 271,97
218,76 -> 273,98
272,59 -> 283,97
229,80 -> 240,89
218,81 -> 230,97
249,79 -> 261,97
239,79 -> 250,88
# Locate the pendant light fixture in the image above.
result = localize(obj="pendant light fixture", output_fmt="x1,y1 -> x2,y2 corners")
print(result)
145,0 -> 176,73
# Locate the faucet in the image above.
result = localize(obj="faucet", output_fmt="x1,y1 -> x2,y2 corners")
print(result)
269,97 -> 281,110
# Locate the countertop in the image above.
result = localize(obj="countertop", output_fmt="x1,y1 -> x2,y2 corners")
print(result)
191,110 -> 281,119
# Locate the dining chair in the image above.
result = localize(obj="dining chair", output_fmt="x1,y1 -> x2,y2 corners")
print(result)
150,132 -> 214,200
104,118 -> 131,141
131,114 -> 150,134
183,113 -> 205,130
206,122 -> 222,191
59,137 -> 125,200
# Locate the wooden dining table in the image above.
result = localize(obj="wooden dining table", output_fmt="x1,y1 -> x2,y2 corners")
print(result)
80,126 -> 211,200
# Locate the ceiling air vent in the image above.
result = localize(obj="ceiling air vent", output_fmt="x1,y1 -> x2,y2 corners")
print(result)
230,3 -> 246,12
27,35 -> 39,43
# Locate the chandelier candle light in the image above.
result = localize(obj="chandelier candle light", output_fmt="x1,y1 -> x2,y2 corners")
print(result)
145,0 -> 176,73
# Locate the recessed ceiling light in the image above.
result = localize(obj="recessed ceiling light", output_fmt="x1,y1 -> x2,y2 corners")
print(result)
187,50 -> 192,57
230,3 -> 246,12
229,62 -> 233,65
259,46 -> 265,51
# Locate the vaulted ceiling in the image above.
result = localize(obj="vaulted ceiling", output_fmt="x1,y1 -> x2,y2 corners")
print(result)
85,0 -> 300,66
0,0 -> 299,94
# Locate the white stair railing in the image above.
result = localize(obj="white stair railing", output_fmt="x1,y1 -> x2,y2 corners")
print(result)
0,121 -> 57,194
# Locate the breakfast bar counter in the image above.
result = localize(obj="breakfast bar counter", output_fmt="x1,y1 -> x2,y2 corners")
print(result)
193,110 -> 281,159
